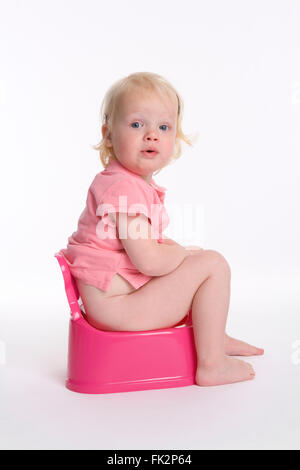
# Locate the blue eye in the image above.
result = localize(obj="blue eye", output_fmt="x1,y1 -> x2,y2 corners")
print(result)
130,122 -> 169,131
131,122 -> 142,128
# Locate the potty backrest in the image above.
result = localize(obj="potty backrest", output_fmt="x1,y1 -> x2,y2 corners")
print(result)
55,253 -> 82,321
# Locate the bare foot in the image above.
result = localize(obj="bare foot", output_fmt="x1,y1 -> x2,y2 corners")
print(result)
196,356 -> 255,387
225,334 -> 264,356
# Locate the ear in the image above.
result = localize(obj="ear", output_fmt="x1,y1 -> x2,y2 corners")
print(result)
102,124 -> 113,147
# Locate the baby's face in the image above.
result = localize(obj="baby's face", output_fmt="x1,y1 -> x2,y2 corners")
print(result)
103,88 -> 178,182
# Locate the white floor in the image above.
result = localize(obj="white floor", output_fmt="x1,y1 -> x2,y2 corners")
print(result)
1,273 -> 300,450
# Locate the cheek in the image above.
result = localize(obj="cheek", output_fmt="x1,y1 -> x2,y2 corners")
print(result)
165,134 -> 176,150
117,135 -> 134,154
113,130 -> 129,150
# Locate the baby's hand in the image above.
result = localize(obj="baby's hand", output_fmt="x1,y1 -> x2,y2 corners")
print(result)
184,245 -> 204,256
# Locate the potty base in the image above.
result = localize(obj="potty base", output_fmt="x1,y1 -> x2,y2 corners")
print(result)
66,316 -> 197,394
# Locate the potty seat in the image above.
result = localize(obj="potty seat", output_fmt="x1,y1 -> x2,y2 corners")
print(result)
55,253 -> 197,393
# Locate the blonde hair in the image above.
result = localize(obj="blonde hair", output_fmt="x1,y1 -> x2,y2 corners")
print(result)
92,72 -> 196,175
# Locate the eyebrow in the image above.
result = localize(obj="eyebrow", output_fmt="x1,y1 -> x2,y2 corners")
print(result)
126,112 -> 174,121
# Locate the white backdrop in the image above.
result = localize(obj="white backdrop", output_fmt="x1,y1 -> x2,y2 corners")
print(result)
1,0 -> 300,285
1,0 -> 300,450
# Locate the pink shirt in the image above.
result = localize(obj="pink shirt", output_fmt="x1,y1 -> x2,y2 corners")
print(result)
59,158 -> 170,292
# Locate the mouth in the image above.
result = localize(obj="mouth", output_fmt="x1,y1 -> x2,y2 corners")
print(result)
141,150 -> 158,158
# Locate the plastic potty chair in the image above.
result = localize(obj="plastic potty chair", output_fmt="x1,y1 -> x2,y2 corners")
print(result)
55,253 -> 197,394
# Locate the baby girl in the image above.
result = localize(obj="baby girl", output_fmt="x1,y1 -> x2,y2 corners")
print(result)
60,71 -> 264,386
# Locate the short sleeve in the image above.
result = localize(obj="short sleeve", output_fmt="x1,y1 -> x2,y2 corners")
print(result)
95,179 -> 152,226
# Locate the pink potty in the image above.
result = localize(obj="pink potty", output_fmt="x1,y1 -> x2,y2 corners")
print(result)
55,253 -> 197,394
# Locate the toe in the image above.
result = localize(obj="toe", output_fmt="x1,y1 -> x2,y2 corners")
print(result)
246,362 -> 255,374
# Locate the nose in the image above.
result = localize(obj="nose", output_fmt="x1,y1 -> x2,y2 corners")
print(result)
144,127 -> 159,141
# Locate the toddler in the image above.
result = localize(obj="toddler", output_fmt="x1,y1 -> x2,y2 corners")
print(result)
59,71 -> 264,386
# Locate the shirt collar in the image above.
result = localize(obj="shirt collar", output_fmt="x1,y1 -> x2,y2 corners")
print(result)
104,158 -> 167,195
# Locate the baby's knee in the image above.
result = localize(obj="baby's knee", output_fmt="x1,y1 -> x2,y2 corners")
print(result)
201,249 -> 231,276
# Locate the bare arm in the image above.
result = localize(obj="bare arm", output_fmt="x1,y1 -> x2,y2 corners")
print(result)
160,235 -> 181,246
161,236 -> 203,253
116,213 -> 188,277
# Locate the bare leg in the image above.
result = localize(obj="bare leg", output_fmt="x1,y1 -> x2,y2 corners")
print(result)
192,257 -> 255,386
